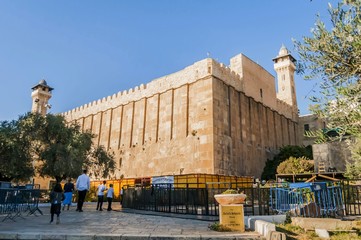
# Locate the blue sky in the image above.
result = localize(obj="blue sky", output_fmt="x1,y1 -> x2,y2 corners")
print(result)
0,0 -> 337,121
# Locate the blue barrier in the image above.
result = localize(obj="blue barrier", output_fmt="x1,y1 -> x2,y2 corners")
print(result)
270,182 -> 345,218
0,185 -> 42,222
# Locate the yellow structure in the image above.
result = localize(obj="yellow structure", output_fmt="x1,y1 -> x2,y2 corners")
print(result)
91,178 -> 134,199
90,174 -> 253,199
173,174 -> 252,188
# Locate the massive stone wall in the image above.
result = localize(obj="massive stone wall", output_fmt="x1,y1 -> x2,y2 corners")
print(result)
67,77 -> 215,179
212,78 -> 298,177
62,55 -> 299,179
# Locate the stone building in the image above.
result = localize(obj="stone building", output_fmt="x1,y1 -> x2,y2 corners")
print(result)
58,45 -> 299,179
298,114 -> 326,147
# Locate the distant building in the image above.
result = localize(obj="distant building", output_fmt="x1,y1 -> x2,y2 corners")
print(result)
58,45 -> 299,180
298,114 -> 326,147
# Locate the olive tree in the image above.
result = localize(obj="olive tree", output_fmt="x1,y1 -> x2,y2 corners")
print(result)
294,0 -> 361,178
0,112 -> 115,183
0,120 -> 34,181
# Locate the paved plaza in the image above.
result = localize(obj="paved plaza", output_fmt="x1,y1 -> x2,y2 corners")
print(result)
0,202 -> 262,239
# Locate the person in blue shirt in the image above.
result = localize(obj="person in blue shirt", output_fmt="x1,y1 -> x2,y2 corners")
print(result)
106,184 -> 114,211
62,178 -> 74,211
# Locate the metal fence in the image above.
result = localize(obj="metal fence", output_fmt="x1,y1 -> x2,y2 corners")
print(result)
341,180 -> 361,216
0,184 -> 42,222
123,180 -> 361,218
123,181 -> 271,217
269,182 -> 345,217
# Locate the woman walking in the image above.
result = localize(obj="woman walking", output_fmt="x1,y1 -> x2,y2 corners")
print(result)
63,178 -> 74,210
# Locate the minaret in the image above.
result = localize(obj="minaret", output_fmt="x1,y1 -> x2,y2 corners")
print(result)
273,45 -> 298,109
31,79 -> 53,116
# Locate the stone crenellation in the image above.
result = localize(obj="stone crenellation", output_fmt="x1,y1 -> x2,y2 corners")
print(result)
276,98 -> 298,120
62,58 -> 247,121
63,59 -> 212,120
62,55 -> 295,122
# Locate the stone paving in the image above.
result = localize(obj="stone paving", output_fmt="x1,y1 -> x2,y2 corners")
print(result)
0,202 -> 262,239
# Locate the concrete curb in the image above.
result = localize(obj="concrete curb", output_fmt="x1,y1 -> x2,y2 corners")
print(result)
0,233 -> 262,240
254,220 -> 276,237
244,215 -> 286,237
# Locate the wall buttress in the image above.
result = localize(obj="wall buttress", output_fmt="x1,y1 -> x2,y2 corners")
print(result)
142,98 -> 147,145
107,108 -> 113,150
118,106 -> 124,149
129,102 -> 135,148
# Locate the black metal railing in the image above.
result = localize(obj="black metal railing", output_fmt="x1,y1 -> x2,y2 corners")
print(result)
122,182 -> 271,216
122,180 -> 361,218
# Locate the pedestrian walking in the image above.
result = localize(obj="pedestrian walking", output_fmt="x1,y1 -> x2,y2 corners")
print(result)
62,178 -> 74,210
120,187 -> 124,206
50,183 -> 64,224
75,169 -> 90,212
106,184 -> 114,211
96,181 -> 107,211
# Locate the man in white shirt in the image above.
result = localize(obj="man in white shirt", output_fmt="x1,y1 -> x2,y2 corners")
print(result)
96,181 -> 107,211
75,169 -> 90,212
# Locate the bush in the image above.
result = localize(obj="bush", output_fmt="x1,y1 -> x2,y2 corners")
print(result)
221,189 -> 238,194
261,145 -> 313,180
277,156 -> 314,174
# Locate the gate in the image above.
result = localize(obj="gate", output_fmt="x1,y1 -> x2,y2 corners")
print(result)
342,179 -> 361,216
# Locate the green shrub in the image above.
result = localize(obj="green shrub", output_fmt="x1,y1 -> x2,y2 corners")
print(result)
261,145 -> 313,180
208,222 -> 232,232
277,156 -> 314,174
221,189 -> 238,194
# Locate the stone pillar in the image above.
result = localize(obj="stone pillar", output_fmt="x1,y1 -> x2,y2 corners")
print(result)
219,204 -> 245,232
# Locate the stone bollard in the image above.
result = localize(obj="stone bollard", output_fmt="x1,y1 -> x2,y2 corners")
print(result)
214,193 -> 247,232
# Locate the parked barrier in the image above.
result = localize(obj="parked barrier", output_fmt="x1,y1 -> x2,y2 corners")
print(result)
270,182 -> 345,217
0,185 -> 42,222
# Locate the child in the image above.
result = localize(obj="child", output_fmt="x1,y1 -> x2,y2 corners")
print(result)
106,184 -> 114,211
96,181 -> 107,211
50,183 -> 64,224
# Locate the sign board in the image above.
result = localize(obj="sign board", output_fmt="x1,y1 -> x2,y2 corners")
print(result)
219,204 -> 245,232
151,176 -> 174,187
